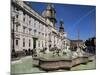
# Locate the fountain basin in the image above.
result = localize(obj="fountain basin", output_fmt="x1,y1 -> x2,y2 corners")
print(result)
39,59 -> 72,71
32,56 -> 90,71
32,48 -> 94,71
72,56 -> 88,67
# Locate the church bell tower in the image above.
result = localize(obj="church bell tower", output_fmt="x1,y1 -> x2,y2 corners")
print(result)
59,19 -> 64,33
42,4 -> 57,28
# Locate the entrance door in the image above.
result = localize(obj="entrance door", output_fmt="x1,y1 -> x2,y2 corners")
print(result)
33,38 -> 37,49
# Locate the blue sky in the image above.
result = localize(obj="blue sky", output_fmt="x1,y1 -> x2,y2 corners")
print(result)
26,1 -> 96,40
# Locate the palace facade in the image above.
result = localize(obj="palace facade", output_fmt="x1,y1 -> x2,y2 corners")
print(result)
11,0 -> 70,57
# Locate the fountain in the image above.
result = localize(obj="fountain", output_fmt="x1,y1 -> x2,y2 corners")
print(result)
32,46 -> 94,71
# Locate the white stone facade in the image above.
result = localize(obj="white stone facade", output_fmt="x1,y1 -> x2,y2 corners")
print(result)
11,0 -> 70,54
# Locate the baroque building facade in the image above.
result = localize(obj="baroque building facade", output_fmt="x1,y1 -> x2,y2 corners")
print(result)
11,0 -> 70,57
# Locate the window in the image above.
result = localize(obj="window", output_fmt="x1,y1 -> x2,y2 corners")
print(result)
42,41 -> 44,47
23,38 -> 25,47
23,12 -> 25,15
16,40 -> 18,46
23,12 -> 25,22
29,16 -> 31,25
34,30 -> 36,35
39,32 -> 41,35
23,17 -> 25,22
23,26 -> 25,33
42,33 -> 44,37
29,28 -> 31,34
16,25 -> 18,32
29,39 -> 31,47
16,14 -> 18,18
16,8 -> 19,11
29,20 -> 31,25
